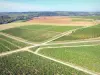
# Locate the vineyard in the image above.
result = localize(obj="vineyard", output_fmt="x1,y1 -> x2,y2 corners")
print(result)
38,45 -> 100,73
0,23 -> 100,75
0,0 -> 100,74
0,34 -> 28,53
0,52 -> 88,75
2,25 -> 79,43
54,24 -> 100,42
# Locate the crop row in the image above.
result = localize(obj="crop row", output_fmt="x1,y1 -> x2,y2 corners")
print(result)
0,52 -> 88,75
0,35 -> 28,53
2,25 -> 79,43
54,24 -> 100,42
0,34 -> 29,47
39,45 -> 100,73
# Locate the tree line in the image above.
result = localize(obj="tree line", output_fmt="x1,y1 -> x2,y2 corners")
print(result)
0,12 -> 100,24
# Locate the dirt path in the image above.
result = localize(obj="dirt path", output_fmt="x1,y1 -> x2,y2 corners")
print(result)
35,44 -> 100,53
27,50 -> 98,75
0,45 -> 39,57
41,26 -> 91,44
43,39 -> 100,46
0,43 -> 99,75
0,41 -> 99,57
0,49 -> 26,57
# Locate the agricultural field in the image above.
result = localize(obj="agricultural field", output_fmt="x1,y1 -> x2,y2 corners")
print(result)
71,16 -> 100,20
1,25 -> 80,43
38,45 -> 100,74
0,52 -> 89,75
0,16 -> 98,31
27,16 -> 96,26
0,34 -> 28,53
54,24 -> 100,42
0,16 -> 100,75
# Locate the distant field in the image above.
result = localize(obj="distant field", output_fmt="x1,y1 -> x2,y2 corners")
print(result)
71,16 -> 100,20
0,34 -> 28,53
0,52 -> 88,75
1,25 -> 79,43
54,24 -> 100,42
27,16 -> 96,26
0,16 -> 98,31
39,45 -> 100,73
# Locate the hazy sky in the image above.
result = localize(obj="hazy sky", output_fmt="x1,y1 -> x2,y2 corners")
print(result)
0,0 -> 100,12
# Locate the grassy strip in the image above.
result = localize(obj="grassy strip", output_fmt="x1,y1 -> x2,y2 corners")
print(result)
71,16 -> 100,20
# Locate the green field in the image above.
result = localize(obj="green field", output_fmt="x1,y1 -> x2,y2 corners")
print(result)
0,22 -> 100,75
39,46 -> 100,73
71,16 -> 100,20
0,34 -> 28,53
0,52 -> 88,75
1,25 -> 80,43
54,24 -> 100,42
72,18 -> 93,22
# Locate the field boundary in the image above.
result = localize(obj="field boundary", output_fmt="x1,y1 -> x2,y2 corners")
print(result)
27,50 -> 98,75
44,39 -> 100,46
35,44 -> 100,53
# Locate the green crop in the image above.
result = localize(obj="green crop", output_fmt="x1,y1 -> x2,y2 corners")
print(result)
39,45 -> 100,73
0,52 -> 88,75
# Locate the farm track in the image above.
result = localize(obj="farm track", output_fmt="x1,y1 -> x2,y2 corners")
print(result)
27,50 -> 99,75
0,45 -> 39,57
44,39 -> 100,46
0,25 -> 100,75
0,43 -> 99,75
35,44 -> 100,53
0,42 -> 99,57
42,26 -> 92,44
0,48 -> 26,57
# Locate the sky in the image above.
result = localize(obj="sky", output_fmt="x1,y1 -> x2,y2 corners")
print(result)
0,0 -> 100,12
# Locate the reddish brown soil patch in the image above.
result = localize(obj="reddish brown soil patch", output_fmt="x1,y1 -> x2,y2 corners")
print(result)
27,16 -> 95,26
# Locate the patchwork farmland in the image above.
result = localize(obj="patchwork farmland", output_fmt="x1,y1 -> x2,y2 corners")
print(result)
0,16 -> 100,75
27,16 -> 96,26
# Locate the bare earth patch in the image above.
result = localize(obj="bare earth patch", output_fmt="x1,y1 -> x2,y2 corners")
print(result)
0,16 -> 98,31
27,16 -> 96,26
